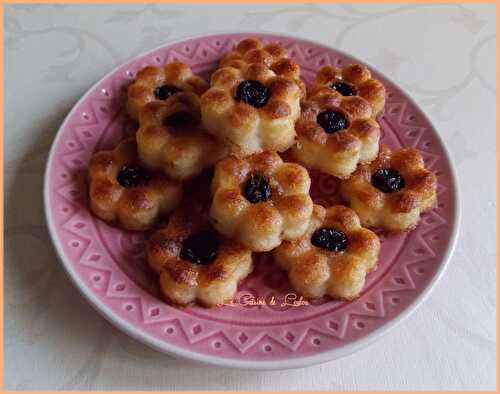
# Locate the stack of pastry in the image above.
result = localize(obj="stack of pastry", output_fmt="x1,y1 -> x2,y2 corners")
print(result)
87,38 -> 437,307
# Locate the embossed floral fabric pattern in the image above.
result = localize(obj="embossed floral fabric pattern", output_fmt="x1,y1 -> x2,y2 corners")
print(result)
5,4 -> 495,391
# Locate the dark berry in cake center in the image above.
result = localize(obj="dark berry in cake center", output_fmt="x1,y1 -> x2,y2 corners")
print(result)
164,111 -> 198,129
235,80 -> 271,108
311,227 -> 348,252
331,81 -> 356,96
317,110 -> 348,133
243,173 -> 272,203
116,165 -> 150,188
372,168 -> 405,193
154,84 -> 182,101
181,230 -> 219,265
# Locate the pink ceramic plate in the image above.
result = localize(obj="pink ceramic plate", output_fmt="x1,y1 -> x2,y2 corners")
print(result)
44,32 -> 459,369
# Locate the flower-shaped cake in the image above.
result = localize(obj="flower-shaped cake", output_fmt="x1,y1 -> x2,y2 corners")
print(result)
210,151 -> 313,252
274,204 -> 380,300
88,138 -> 182,231
127,62 -> 208,119
147,200 -> 253,307
200,62 -> 302,156
219,37 -> 306,97
291,89 -> 381,179
137,91 -> 226,180
340,145 -> 437,232
311,64 -> 386,117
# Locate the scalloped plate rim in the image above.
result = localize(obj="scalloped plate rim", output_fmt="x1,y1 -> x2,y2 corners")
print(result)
43,30 -> 461,370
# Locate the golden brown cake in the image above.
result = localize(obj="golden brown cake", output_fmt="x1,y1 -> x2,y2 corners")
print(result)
200,62 -> 301,156
311,64 -> 386,117
210,151 -> 313,252
147,200 -> 253,307
340,145 -> 437,232
127,62 -> 208,119
291,88 -> 381,179
274,204 -> 380,300
87,138 -> 182,231
137,91 -> 226,180
219,37 -> 306,97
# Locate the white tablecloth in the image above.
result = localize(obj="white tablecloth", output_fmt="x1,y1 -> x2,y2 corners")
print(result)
5,4 -> 496,390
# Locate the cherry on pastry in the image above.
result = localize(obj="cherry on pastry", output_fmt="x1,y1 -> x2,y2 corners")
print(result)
147,201 -> 253,307
274,204 -> 381,300
87,138 -> 182,231
163,111 -> 197,129
316,110 -> 349,133
116,165 -> 150,188
340,145 -> 437,232
243,173 -> 272,203
210,151 -> 313,252
331,81 -> 356,97
200,63 -> 302,156
153,84 -> 182,101
371,168 -> 405,193
127,62 -> 208,119
180,230 -> 220,265
310,227 -> 348,252
219,37 -> 306,97
235,80 -> 271,108
137,92 -> 226,181
311,63 -> 386,117
291,89 -> 381,179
